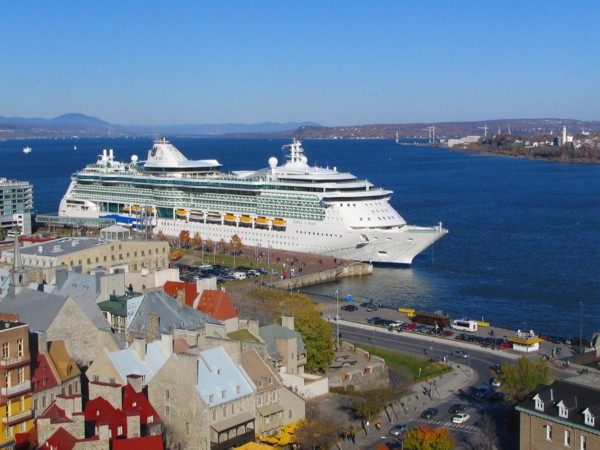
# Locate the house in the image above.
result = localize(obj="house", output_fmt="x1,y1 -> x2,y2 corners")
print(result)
31,334 -> 81,417
241,349 -> 304,437
86,334 -> 173,387
0,315 -> 34,449
127,290 -> 209,343
0,288 -> 119,367
148,346 -> 256,450
36,375 -> 162,449
516,375 -> 600,449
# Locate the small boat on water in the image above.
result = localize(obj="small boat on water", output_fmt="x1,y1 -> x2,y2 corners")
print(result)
23,146 -> 32,154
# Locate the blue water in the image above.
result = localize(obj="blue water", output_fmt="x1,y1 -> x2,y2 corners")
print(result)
1,137 -> 599,339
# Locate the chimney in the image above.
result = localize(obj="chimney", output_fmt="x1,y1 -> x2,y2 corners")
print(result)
126,374 -> 144,393
161,333 -> 173,358
177,289 -> 186,308
281,315 -> 295,331
550,388 -> 554,402
37,332 -> 48,355
146,312 -> 160,343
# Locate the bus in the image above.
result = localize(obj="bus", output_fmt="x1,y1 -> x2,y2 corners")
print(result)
451,320 -> 478,332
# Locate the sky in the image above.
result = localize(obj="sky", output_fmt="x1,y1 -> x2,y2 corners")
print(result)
2,1 -> 599,126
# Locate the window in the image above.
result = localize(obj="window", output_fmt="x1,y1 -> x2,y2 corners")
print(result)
581,434 -> 586,450
93,375 -> 99,382
6,426 -> 12,438
559,402 -> 569,418
165,406 -> 170,415
17,339 -> 23,357
17,367 -> 25,384
4,371 -> 10,388
117,426 -> 123,435
564,430 -> 571,447
165,390 -> 170,400
2,342 -> 9,359
546,424 -> 552,441
535,396 -> 544,411
584,411 -> 595,426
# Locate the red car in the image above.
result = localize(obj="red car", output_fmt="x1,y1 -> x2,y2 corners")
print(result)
399,322 -> 417,331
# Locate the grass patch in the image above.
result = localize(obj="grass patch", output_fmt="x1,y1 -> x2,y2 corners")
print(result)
355,342 -> 450,382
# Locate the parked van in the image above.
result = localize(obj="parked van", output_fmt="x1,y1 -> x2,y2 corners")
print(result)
451,320 -> 478,332
233,271 -> 247,280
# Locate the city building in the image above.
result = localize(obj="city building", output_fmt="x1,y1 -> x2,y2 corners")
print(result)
0,178 -> 33,238
0,236 -> 169,284
516,375 -> 600,450
148,346 -> 256,450
0,314 -> 33,448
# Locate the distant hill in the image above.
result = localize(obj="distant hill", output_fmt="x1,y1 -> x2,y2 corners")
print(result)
0,113 -> 598,140
0,113 -> 320,139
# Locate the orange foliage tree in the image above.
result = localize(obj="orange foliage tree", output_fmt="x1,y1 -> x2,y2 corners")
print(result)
178,230 -> 191,248
403,424 -> 454,450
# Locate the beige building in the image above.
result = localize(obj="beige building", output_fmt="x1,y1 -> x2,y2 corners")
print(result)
0,236 -> 169,284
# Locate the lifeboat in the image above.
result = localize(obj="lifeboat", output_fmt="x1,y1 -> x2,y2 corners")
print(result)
240,215 -> 253,223
123,206 -> 131,213
256,217 -> 269,225
224,214 -> 237,222
189,210 -> 204,222
176,209 -> 188,219
206,212 -> 222,222
273,218 -> 287,226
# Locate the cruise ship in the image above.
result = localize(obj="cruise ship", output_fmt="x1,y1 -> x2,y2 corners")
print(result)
58,138 -> 447,265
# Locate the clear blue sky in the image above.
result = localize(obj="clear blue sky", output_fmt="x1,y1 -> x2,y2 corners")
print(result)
2,1 -> 599,126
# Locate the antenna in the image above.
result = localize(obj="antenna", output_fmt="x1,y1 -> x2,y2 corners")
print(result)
478,125 -> 489,137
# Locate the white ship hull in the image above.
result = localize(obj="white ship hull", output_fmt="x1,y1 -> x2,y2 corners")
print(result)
58,139 -> 448,265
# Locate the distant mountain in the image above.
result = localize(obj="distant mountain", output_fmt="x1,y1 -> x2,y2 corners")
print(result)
0,113 -> 319,139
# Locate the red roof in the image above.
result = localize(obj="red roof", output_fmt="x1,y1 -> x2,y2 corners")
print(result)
198,290 -> 238,320
112,435 -> 163,450
84,397 -> 126,439
39,427 -> 78,450
163,281 -> 199,307
37,403 -> 73,424
122,384 -> 161,426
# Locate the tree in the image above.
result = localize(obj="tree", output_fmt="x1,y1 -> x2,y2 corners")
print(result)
500,356 -> 554,403
178,230 -> 191,248
353,388 -> 395,434
218,238 -> 228,253
192,232 -> 202,250
230,234 -> 243,255
476,412 -> 499,450
403,425 -> 454,450
155,230 -> 168,241
295,416 -> 342,450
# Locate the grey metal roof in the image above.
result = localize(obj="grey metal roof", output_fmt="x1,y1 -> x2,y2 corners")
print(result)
128,290 -> 208,337
0,288 -> 69,332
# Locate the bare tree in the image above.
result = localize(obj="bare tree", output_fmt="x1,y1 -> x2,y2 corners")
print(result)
476,412 -> 499,450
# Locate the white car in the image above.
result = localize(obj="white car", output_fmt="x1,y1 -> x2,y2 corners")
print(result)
452,413 -> 471,424
451,350 -> 469,359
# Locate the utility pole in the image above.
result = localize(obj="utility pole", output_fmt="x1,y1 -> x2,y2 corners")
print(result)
580,301 -> 583,355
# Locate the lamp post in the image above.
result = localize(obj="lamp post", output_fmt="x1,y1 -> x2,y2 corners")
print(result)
335,287 -> 340,350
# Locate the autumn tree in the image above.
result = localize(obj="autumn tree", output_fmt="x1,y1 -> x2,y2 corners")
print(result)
178,230 -> 191,248
218,238 -> 228,254
155,230 -> 168,241
230,234 -> 243,255
192,232 -> 202,250
295,416 -> 342,450
500,356 -> 554,403
403,425 -> 454,450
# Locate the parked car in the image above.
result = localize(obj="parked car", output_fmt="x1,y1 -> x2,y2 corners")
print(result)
341,304 -> 358,312
366,317 -> 382,324
490,377 -> 501,387
452,413 -> 471,424
451,350 -> 469,359
490,391 -> 505,402
475,387 -> 493,398
389,424 -> 408,436
449,404 -> 465,414
420,407 -> 439,419
491,363 -> 503,374
441,330 -> 454,337
400,322 -> 417,331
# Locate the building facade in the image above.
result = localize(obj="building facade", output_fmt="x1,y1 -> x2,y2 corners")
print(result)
0,316 -> 33,448
0,178 -> 33,238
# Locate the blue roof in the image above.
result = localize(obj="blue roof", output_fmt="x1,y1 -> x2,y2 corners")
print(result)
107,341 -> 167,383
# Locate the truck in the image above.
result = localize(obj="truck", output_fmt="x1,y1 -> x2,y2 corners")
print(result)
170,249 -> 184,261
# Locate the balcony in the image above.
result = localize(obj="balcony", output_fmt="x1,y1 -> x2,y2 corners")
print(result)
0,355 -> 30,368
1,382 -> 32,397
2,409 -> 33,426
211,429 -> 255,450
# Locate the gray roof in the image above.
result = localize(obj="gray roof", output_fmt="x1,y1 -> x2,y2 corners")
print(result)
128,290 -> 208,337
14,237 -> 112,258
0,287 -> 111,331
259,324 -> 306,361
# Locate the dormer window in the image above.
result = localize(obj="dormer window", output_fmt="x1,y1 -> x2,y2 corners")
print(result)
583,409 -> 595,427
559,403 -> 569,419
534,395 -> 544,411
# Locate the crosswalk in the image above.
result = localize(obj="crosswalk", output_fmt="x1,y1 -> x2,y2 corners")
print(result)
409,417 -> 479,433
